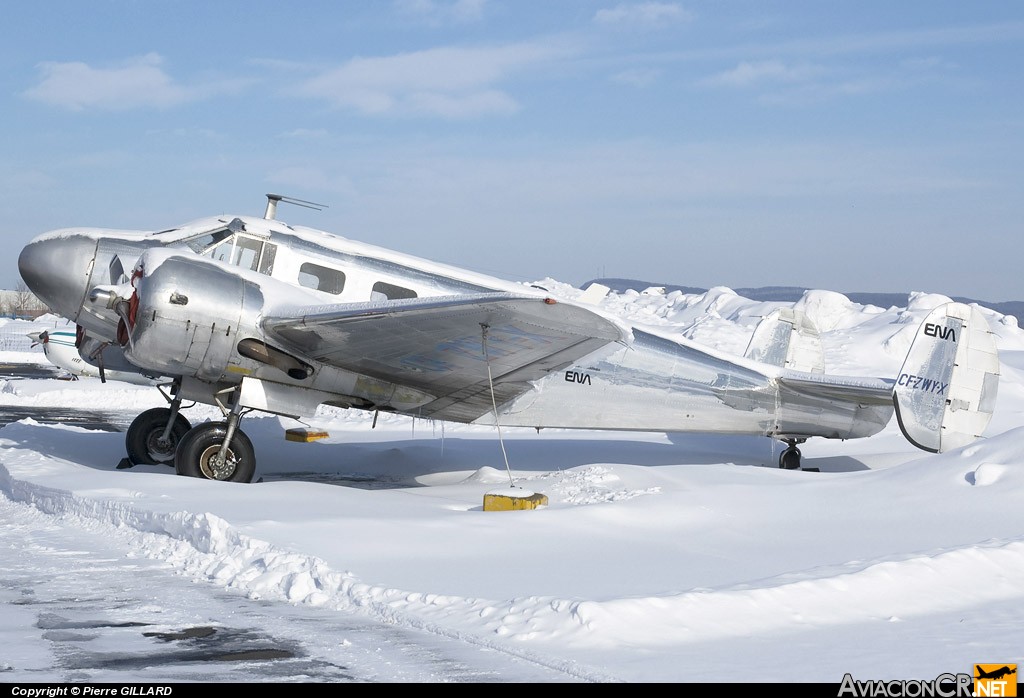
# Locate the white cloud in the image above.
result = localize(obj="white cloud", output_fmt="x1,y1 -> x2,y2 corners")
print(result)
266,166 -> 358,198
279,128 -> 331,139
247,57 -> 314,73
0,168 -> 56,192
405,89 -> 518,118
899,55 -> 958,73
702,59 -> 823,88
610,68 -> 661,87
394,0 -> 487,25
593,2 -> 693,27
23,54 -> 196,111
295,42 -> 570,118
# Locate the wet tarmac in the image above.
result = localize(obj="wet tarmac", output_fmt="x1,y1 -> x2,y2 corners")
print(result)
0,363 -> 128,432
0,405 -> 128,432
0,362 -> 59,380
0,480 -> 577,682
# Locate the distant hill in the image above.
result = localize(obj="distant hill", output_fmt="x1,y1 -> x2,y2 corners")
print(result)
583,279 -> 1024,322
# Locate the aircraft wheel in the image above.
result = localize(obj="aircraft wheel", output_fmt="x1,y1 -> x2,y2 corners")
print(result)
175,422 -> 256,483
779,445 -> 802,470
125,408 -> 192,466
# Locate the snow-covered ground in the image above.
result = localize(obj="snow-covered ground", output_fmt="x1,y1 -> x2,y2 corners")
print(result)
2,285 -> 1022,683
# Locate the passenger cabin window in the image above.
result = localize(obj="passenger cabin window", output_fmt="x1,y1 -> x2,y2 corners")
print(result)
298,262 -> 346,295
371,281 -> 417,301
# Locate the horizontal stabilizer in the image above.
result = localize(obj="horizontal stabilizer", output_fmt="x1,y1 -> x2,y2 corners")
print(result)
893,303 -> 999,453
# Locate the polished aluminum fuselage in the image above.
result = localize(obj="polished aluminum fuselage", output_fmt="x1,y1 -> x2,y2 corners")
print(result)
496,327 -> 892,438
19,215 -> 894,442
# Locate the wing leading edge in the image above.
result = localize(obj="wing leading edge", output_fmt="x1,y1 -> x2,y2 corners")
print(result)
262,293 -> 626,422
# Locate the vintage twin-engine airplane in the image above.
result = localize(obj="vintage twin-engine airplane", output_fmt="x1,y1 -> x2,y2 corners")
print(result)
18,194 -> 1000,483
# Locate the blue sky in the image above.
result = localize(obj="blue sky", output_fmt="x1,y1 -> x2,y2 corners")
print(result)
3,1 -> 1023,300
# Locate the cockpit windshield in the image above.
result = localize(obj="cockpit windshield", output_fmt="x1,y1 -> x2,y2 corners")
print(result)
202,233 -> 277,275
186,229 -> 233,254
152,219 -> 277,276
174,229 -> 276,276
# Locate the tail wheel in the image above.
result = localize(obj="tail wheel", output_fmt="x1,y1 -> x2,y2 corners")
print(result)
779,445 -> 802,470
175,422 -> 256,483
126,408 -> 192,466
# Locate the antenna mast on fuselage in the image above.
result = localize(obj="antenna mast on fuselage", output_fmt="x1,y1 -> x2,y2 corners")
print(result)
264,193 -> 328,221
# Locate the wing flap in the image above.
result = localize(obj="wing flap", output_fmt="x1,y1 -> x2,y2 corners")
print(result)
263,293 -> 625,420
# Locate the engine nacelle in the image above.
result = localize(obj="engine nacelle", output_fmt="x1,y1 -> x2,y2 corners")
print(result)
115,248 -> 436,417
122,251 -> 261,383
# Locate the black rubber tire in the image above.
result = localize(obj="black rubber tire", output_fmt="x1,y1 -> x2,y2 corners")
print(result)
174,422 -> 256,483
779,446 -> 802,470
125,408 -> 192,466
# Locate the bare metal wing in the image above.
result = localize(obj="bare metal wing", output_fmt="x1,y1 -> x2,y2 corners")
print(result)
262,293 -> 626,421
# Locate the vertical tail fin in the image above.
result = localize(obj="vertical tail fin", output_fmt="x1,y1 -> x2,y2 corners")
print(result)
893,302 -> 1000,453
745,308 -> 825,373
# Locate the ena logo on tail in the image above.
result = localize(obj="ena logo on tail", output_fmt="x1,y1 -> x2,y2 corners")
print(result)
924,323 -> 957,342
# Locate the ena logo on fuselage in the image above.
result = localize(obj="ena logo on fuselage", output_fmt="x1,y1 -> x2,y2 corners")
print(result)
924,323 -> 957,342
564,370 -> 592,386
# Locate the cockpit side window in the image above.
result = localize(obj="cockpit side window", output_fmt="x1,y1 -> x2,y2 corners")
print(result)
232,236 -> 262,270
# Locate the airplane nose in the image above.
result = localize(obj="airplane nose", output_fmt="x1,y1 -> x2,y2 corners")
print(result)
18,234 -> 98,320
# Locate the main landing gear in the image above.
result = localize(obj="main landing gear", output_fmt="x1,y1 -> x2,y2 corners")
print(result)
125,406 -> 192,466
122,384 -> 257,483
174,414 -> 255,483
